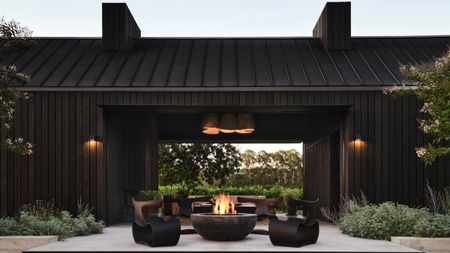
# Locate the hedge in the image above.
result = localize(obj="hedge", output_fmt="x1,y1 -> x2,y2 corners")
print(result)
156,184 -> 303,199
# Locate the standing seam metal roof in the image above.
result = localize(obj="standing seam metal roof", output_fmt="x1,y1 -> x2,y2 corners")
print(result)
3,36 -> 450,88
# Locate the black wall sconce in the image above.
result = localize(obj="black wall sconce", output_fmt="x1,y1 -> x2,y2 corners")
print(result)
88,135 -> 103,142
354,134 -> 364,148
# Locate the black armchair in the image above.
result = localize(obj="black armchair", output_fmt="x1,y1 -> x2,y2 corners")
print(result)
132,217 -> 180,247
132,199 -> 181,247
268,199 -> 319,247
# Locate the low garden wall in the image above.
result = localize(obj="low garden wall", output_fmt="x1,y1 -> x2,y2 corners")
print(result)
391,237 -> 450,253
0,235 -> 57,253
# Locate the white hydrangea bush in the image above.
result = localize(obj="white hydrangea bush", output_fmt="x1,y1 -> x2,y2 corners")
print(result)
0,17 -> 34,155
384,49 -> 450,165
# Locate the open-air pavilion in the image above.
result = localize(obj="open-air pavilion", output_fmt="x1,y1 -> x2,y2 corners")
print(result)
1,1 -> 450,252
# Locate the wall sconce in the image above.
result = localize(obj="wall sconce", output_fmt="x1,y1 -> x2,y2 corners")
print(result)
88,135 -> 103,143
354,134 -> 364,148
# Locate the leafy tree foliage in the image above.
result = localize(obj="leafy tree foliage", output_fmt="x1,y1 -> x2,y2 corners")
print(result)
0,17 -> 34,155
232,149 -> 303,188
158,143 -> 241,187
384,49 -> 450,165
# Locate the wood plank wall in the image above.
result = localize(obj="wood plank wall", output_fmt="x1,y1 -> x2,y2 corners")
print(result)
304,130 -> 341,213
104,112 -> 147,223
1,90 -> 449,222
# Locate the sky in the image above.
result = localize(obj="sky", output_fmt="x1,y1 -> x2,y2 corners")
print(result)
234,143 -> 303,153
1,0 -> 450,37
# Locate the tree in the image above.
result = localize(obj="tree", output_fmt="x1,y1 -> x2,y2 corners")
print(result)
384,49 -> 450,165
0,17 -> 34,155
158,143 -> 241,187
237,149 -> 303,187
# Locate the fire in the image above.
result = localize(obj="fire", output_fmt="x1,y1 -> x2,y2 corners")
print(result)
213,194 -> 236,215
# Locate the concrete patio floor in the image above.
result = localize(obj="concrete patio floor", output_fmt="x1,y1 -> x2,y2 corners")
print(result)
27,222 -> 421,252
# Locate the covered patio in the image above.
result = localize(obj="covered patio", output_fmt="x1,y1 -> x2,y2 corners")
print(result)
105,107 -> 346,224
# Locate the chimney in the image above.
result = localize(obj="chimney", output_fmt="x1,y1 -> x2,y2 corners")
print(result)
102,3 -> 141,51
313,2 -> 351,50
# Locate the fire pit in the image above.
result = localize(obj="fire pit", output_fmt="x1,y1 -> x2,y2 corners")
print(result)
191,194 -> 257,241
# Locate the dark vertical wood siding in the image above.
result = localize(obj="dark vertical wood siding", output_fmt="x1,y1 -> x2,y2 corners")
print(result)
1,90 -> 449,222
304,130 -> 340,213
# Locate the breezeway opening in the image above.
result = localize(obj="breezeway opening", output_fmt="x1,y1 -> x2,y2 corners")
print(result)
104,106 -> 348,224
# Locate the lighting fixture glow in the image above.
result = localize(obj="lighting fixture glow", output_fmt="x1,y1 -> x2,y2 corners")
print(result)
201,113 -> 256,135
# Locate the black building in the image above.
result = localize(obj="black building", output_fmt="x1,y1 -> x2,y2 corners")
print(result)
1,2 -> 449,224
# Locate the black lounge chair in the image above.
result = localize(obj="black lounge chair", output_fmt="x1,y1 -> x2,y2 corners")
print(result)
269,199 -> 319,247
132,217 -> 180,247
132,199 -> 181,247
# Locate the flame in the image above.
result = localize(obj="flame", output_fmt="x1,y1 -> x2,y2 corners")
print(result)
213,194 -> 236,215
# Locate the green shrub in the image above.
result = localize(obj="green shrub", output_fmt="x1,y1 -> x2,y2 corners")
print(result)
337,199 -> 450,240
0,217 -> 28,236
425,183 -> 450,215
137,190 -> 161,201
20,200 -> 61,220
72,203 -> 104,235
265,186 -> 284,198
19,211 -> 74,240
278,188 -> 304,211
320,195 -> 364,224
157,184 -> 302,213
339,202 -> 429,240
158,185 -> 178,196
177,183 -> 192,198
414,213 -> 450,237
0,200 -> 104,240
158,184 -> 302,200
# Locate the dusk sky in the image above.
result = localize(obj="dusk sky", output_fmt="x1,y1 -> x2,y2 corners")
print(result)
2,0 -> 450,37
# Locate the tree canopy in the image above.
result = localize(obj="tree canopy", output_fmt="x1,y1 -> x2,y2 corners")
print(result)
385,49 -> 450,165
233,149 -> 303,188
158,143 -> 241,187
158,143 -> 303,188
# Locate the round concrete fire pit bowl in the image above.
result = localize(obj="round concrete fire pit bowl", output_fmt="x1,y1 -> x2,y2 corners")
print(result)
191,213 -> 257,241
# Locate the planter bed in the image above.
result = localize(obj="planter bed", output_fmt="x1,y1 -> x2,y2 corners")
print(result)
0,236 -> 57,253
391,237 -> 450,253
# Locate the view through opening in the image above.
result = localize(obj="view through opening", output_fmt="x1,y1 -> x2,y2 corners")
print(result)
156,142 -> 304,214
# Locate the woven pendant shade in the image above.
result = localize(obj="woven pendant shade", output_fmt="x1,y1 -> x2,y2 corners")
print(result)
236,113 -> 255,134
218,113 -> 237,133
201,113 -> 220,135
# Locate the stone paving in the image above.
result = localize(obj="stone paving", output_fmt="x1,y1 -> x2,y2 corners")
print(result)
27,222 -> 420,252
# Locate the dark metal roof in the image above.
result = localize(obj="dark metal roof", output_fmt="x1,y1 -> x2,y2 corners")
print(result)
3,36 -> 450,89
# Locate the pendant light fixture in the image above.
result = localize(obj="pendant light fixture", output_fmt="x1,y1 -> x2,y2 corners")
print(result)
218,113 -> 237,133
236,113 -> 255,134
201,113 -> 220,135
201,112 -> 255,134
